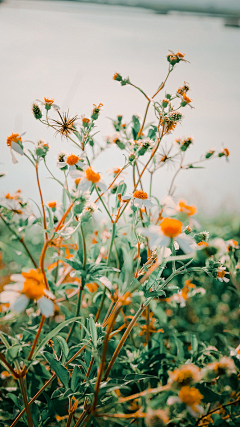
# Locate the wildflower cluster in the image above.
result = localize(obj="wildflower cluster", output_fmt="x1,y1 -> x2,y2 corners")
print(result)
0,52 -> 239,427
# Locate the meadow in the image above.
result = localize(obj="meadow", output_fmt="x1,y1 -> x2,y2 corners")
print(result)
0,51 -> 240,427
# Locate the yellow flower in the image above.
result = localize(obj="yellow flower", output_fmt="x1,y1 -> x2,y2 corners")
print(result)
6,133 -> 22,147
170,364 -> 201,387
179,386 -> 203,410
85,167 -> 101,183
66,154 -> 80,166
44,97 -> 54,105
178,200 -> 197,216
160,218 -> 182,238
133,190 -> 148,200
48,201 -> 57,209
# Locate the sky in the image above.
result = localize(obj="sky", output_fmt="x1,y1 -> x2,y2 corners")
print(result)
1,0 -> 240,216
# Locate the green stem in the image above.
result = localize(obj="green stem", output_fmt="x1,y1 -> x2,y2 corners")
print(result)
67,224 -> 86,341
94,184 -> 112,221
0,214 -> 38,268
95,222 -> 116,322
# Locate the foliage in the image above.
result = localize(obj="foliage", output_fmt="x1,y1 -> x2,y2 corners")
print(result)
0,51 -> 240,427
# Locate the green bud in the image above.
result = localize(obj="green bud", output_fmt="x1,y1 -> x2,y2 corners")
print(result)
32,103 -> 42,120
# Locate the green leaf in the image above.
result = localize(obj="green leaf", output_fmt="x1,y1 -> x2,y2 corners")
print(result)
89,315 -> 98,348
43,352 -> 70,388
32,316 -> 87,359
55,335 -> 69,360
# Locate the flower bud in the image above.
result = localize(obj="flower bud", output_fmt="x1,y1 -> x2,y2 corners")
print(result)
113,72 -> 122,82
32,103 -> 42,120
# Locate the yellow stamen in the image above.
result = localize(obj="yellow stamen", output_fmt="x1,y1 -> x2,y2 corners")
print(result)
133,190 -> 148,200
66,154 -> 79,166
160,218 -> 182,238
22,269 -> 46,300
85,167 -> 100,183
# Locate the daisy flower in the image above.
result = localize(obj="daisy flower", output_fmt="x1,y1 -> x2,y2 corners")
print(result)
167,386 -> 204,418
56,152 -> 86,177
123,190 -> 154,209
141,218 -> 194,253
0,269 -> 55,317
75,167 -> 107,192
216,266 -> 230,283
36,97 -> 59,111
6,133 -> 25,164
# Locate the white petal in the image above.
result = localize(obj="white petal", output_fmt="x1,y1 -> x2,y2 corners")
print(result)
176,234 -> 195,254
69,169 -> 82,179
11,141 -> 24,155
57,162 -> 67,168
98,181 -> 107,192
155,235 -> 171,248
167,396 -> 181,405
78,179 -> 92,192
12,294 -> 29,312
10,147 -> 18,164
143,199 -> 154,208
10,274 -> 25,283
37,297 -> 54,317
0,290 -> 19,304
134,199 -> 143,208
4,282 -> 24,292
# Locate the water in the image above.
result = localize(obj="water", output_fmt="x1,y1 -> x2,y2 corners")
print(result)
1,0 -> 240,215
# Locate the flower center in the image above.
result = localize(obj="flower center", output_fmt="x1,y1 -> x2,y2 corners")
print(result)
160,218 -> 182,238
217,269 -> 225,279
133,190 -> 148,200
179,200 -> 197,216
44,97 -> 54,105
7,133 -> 21,147
66,154 -> 79,166
179,386 -> 203,409
22,270 -> 45,300
75,178 -> 81,185
48,201 -> 57,209
198,241 -> 208,247
85,167 -> 100,183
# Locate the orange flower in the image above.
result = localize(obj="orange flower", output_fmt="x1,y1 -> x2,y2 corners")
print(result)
182,93 -> 192,104
160,218 -> 182,238
66,154 -> 79,166
178,200 -> 197,216
48,201 -> 57,209
170,364 -> 201,387
176,51 -> 185,58
85,167 -> 101,183
198,241 -> 208,247
44,97 -> 54,105
6,133 -> 21,147
75,178 -> 81,186
86,282 -> 98,293
22,270 -> 46,300
179,386 -> 203,410
222,148 -> 230,157
82,117 -> 90,124
133,190 -> 148,200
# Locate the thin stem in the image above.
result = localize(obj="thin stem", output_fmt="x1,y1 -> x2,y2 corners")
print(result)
18,376 -> 33,427
0,214 -> 38,268
36,162 -> 48,240
94,164 -> 129,204
104,304 -> 147,380
67,224 -> 86,341
0,353 -> 19,378
27,316 -> 45,361
93,301 -> 122,411
94,185 -> 112,221
95,222 -> 116,322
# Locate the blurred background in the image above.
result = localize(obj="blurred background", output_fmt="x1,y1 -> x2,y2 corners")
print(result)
1,0 -> 240,215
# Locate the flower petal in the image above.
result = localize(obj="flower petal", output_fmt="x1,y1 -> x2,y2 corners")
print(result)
12,294 -> 29,312
11,141 -> 24,155
37,297 -> 54,317
10,274 -> 25,282
176,234 -> 195,254
0,290 -> 19,304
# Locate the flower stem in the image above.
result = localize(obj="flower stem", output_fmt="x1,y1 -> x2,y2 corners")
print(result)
36,162 -> 48,240
0,214 -> 38,268
18,375 -> 33,427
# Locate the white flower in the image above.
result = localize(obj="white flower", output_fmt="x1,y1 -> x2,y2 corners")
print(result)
123,190 -> 154,209
0,270 -> 55,317
56,151 -> 68,169
6,133 -> 25,164
74,167 -> 107,192
140,218 -> 194,254
217,266 -> 230,283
